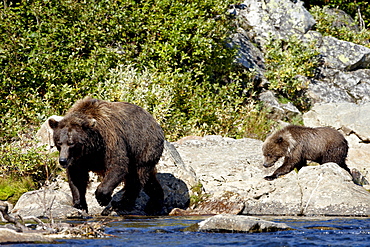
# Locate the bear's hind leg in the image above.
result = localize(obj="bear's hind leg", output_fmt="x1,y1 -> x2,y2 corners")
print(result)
142,169 -> 164,215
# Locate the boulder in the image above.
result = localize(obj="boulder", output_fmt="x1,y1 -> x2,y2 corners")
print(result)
244,171 -> 303,215
229,28 -> 266,79
318,36 -> 370,71
174,136 -> 370,216
308,69 -> 370,104
322,7 -> 360,32
259,90 -> 301,120
298,163 -> 370,216
36,115 -> 63,150
303,103 -> 370,142
12,188 -> 78,219
236,0 -> 315,44
0,229 -> 53,244
192,214 -> 291,233
303,103 -> 370,184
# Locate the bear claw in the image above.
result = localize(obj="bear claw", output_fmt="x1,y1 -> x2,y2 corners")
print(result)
264,175 -> 276,181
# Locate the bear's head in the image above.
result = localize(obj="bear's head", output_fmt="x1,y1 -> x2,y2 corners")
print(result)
262,132 -> 294,168
49,116 -> 97,168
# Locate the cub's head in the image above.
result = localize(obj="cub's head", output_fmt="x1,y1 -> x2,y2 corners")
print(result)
262,131 -> 296,168
49,116 -> 96,168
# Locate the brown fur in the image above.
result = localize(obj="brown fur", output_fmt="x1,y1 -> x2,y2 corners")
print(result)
49,97 -> 164,215
262,125 -> 350,181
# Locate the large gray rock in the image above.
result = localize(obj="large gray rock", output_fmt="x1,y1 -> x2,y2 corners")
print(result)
173,135 -> 263,198
0,229 -> 53,244
259,90 -> 301,120
303,103 -> 370,184
298,163 -> 370,216
318,36 -> 370,71
237,0 -> 315,44
194,214 -> 291,233
12,188 -> 76,219
303,103 -> 370,142
230,28 -> 266,79
175,136 -> 370,216
308,69 -> 370,104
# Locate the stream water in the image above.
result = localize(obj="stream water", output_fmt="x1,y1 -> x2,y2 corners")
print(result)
8,216 -> 370,246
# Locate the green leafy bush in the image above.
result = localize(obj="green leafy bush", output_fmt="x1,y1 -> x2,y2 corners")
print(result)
310,6 -> 370,47
0,140 -> 60,185
0,0 -> 238,143
304,0 -> 370,28
97,63 -> 272,141
263,37 -> 321,111
0,176 -> 35,204
0,139 -> 60,203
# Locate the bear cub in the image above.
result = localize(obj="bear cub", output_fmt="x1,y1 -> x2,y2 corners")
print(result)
49,97 -> 164,215
262,125 -> 350,181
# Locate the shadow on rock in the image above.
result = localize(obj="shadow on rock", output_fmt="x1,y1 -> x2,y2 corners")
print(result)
102,173 -> 190,216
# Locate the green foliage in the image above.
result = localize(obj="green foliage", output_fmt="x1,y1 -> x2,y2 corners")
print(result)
0,0 -> 237,143
0,139 -> 60,203
263,37 -> 321,112
0,140 -> 60,185
0,176 -> 35,204
189,183 -> 210,207
310,6 -> 370,47
97,64 -> 273,141
304,0 -> 370,28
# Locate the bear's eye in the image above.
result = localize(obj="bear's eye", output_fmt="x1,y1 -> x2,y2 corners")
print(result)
56,142 -> 62,146
67,142 -> 74,146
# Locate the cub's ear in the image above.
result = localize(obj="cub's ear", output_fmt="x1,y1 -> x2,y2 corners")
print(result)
88,118 -> 97,128
49,118 -> 59,129
275,136 -> 284,143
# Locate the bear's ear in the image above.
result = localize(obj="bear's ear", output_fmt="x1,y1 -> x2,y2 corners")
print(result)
49,118 -> 59,129
88,118 -> 97,128
275,136 -> 284,144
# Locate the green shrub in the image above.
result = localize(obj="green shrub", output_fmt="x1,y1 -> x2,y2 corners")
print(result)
263,37 -> 321,112
0,176 -> 36,204
0,140 -> 60,185
0,138 -> 60,203
305,0 -> 370,28
310,6 -> 370,47
97,63 -> 273,141
0,0 -> 238,143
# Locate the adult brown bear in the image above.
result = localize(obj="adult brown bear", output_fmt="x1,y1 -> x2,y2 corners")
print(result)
49,97 -> 164,215
262,125 -> 350,181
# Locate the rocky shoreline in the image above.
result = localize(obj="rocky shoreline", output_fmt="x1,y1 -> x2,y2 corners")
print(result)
11,101 -> 370,219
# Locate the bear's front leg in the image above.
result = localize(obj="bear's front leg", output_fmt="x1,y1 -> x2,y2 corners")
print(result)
264,157 -> 299,181
95,166 -> 126,207
67,166 -> 89,212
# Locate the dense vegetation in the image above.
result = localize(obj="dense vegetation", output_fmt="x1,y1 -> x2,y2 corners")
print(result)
1,0 -> 369,202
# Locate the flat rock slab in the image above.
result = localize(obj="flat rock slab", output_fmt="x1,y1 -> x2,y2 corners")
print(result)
0,229 -> 53,244
195,214 -> 291,233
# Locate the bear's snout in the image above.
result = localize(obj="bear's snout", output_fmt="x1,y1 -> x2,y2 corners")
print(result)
263,162 -> 274,168
59,157 -> 68,168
